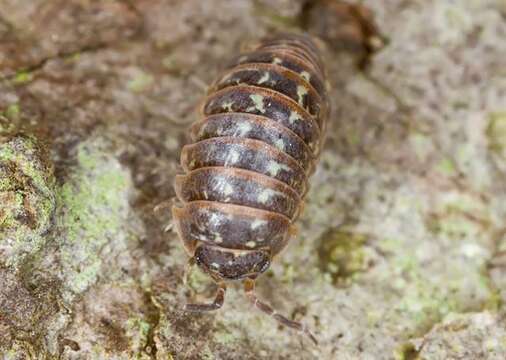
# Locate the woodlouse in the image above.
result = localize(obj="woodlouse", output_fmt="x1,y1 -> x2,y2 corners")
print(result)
172,33 -> 328,344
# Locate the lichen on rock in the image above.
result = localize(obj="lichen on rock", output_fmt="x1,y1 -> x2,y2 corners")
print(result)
53,137 -> 139,298
0,134 -> 144,357
487,112 -> 506,171
0,135 -> 55,268
317,228 -> 369,283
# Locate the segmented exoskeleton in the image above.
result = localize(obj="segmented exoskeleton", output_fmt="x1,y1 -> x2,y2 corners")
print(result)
173,33 -> 328,344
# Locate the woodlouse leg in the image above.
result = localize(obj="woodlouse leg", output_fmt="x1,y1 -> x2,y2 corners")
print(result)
243,278 -> 318,345
184,281 -> 227,312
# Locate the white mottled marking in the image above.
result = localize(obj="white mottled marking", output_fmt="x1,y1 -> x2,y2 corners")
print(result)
266,160 -> 291,177
223,183 -> 234,196
245,241 -> 256,248
225,149 -> 240,165
289,111 -> 301,124
300,71 -> 311,82
211,262 -> 220,269
274,138 -> 285,151
257,72 -> 270,85
296,85 -> 308,105
235,122 -> 252,137
272,57 -> 282,65
209,212 -> 221,226
249,94 -> 266,113
197,234 -> 208,241
206,144 -> 217,161
258,188 -> 283,204
213,233 -> 223,243
213,177 -> 234,199
251,219 -> 267,230
221,100 -> 234,111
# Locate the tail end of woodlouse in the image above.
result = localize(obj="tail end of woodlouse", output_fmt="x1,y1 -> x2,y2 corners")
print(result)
243,278 -> 318,346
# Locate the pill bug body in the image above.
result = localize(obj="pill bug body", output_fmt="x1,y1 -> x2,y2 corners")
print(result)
172,33 -> 328,344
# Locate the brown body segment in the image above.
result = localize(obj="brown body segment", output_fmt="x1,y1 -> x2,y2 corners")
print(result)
228,49 -> 327,102
261,36 -> 320,57
180,137 -> 308,195
173,201 -> 292,255
175,167 -> 301,220
190,113 -> 315,172
213,63 -> 325,120
172,33 -> 328,344
258,45 -> 323,74
259,33 -> 323,66
194,245 -> 271,281
202,85 -> 321,153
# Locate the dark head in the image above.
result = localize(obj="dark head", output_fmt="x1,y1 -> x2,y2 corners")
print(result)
194,244 -> 271,280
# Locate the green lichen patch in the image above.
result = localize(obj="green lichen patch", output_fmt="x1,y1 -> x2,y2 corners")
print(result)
367,185 -> 496,339
125,317 -> 151,354
425,191 -> 491,241
409,133 -> 434,163
0,135 -> 55,268
435,157 -> 457,176
387,255 -> 463,334
316,228 -> 368,283
487,112 -> 506,157
393,342 -> 418,360
5,103 -> 20,121
252,1 -> 300,28
127,70 -> 154,93
55,137 -> 136,296
360,185 -> 495,340
12,71 -> 33,85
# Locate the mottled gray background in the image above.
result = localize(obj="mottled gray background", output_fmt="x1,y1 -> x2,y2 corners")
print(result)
1,0 -> 505,359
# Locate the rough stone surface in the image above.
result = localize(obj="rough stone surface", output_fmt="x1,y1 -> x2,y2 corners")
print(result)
0,0 -> 505,359
410,312 -> 506,360
0,135 -> 55,268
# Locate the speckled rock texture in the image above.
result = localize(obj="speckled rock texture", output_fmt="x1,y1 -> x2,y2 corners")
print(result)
410,312 -> 506,359
0,0 -> 505,359
0,135 -> 55,268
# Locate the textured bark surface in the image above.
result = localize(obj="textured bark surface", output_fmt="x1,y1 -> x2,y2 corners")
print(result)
1,0 -> 505,359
